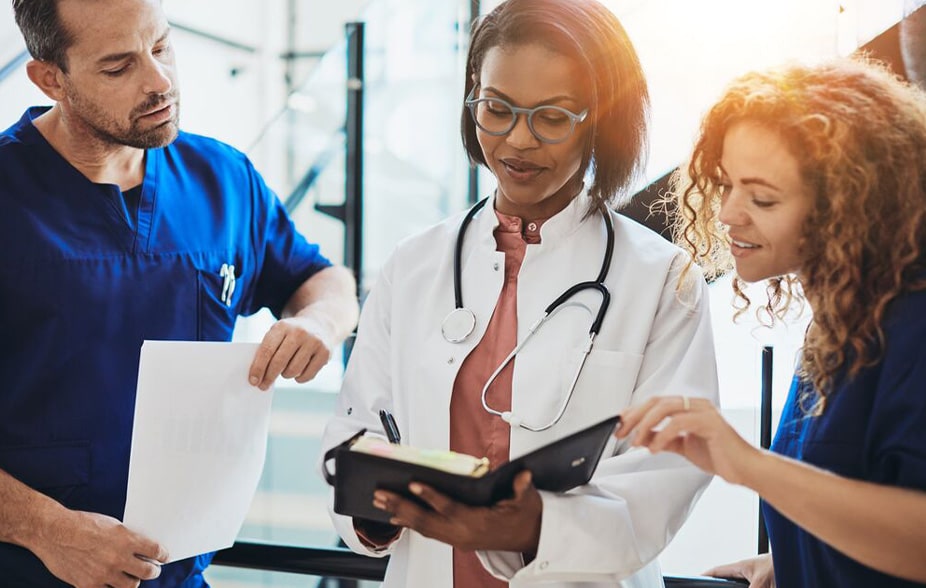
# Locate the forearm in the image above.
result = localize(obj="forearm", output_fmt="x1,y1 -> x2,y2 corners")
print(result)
283,266 -> 359,344
742,450 -> 926,581
0,468 -> 61,551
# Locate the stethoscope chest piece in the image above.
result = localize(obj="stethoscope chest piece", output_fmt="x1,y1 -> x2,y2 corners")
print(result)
441,307 -> 477,343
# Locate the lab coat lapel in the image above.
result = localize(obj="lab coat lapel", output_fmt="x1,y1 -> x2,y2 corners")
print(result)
410,200 -> 504,452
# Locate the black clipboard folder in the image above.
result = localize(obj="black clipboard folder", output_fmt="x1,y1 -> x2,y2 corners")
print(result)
323,415 -> 620,524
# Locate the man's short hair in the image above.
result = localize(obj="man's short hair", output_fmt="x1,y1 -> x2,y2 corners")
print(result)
12,0 -> 73,71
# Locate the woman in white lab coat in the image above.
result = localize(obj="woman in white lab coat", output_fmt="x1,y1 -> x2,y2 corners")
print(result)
321,0 -> 719,586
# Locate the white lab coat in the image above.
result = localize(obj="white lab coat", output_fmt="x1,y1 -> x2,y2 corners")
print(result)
321,191 -> 719,587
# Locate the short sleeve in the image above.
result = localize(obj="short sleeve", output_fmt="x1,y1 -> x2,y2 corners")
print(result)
867,294 -> 926,490
244,160 -> 331,317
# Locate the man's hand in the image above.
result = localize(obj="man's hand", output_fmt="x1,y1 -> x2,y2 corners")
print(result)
249,266 -> 359,391
31,509 -> 168,588
249,315 -> 333,391
373,470 -> 543,553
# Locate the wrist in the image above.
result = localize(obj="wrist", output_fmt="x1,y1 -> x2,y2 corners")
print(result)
13,492 -> 66,552
731,447 -> 776,490
293,309 -> 339,348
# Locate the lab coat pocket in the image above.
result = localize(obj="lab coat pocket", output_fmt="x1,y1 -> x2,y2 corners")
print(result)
0,442 -> 90,503
196,266 -> 239,341
557,349 -> 644,426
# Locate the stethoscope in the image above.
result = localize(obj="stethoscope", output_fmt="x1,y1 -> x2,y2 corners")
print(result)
440,196 -> 614,431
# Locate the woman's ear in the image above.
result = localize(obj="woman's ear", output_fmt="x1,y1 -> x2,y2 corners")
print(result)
26,59 -> 67,103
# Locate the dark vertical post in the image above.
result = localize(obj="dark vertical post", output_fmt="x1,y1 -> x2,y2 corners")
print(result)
345,22 -> 365,295
758,345 -> 774,554
466,0 -> 481,205
341,22 -> 365,368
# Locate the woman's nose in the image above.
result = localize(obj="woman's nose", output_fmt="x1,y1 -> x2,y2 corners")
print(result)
718,190 -> 748,227
505,114 -> 540,149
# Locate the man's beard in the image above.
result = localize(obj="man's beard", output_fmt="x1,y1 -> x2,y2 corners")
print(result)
65,85 -> 181,149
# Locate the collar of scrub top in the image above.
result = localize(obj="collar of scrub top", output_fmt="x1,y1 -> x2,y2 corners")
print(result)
441,195 -> 614,431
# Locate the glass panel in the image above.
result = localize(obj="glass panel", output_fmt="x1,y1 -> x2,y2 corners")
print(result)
225,2 -> 472,579
247,0 -> 473,293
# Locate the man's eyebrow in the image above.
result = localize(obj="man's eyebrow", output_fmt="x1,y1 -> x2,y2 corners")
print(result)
95,50 -> 134,66
95,28 -> 171,66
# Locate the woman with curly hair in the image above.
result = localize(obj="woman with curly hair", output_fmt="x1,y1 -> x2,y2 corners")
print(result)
618,56 -> 926,588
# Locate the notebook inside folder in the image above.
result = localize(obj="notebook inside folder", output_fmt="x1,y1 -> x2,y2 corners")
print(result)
349,436 -> 491,477
323,415 -> 620,524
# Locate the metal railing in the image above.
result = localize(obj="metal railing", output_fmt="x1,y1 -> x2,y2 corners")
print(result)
212,542 -> 748,587
0,49 -> 28,85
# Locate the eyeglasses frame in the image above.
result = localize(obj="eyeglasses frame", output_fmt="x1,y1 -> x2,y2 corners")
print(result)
464,86 -> 589,145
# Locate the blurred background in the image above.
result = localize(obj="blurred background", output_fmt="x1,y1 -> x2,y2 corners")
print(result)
2,0 -> 925,585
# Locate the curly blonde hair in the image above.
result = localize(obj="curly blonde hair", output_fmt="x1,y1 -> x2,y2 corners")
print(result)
667,56 -> 926,404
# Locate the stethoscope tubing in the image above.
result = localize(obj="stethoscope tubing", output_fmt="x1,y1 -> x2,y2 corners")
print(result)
452,197 -> 490,310
447,195 -> 615,431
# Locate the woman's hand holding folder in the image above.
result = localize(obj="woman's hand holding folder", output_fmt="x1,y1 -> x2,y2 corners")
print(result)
372,470 -> 543,554
323,415 -> 619,553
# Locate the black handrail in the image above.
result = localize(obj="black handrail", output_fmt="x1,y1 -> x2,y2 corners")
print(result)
212,542 -> 747,586
212,543 -> 386,582
284,131 -> 344,214
758,346 -> 774,555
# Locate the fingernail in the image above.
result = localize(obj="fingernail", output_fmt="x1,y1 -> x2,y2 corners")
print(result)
408,483 -> 422,495
373,499 -> 386,510
249,376 -> 259,385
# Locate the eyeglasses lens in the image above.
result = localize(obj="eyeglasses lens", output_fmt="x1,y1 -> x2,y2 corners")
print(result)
472,99 -> 575,143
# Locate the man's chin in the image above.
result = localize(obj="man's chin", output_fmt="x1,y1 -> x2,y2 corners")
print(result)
130,120 -> 179,149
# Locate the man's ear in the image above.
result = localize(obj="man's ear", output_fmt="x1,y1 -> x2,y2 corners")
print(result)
26,59 -> 67,102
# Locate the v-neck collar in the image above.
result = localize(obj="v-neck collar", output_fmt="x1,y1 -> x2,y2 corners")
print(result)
21,107 -> 159,254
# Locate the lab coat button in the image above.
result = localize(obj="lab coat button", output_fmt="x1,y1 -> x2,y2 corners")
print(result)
539,561 -> 549,570
347,407 -> 353,415
447,357 -> 455,364
527,222 -> 537,232
493,262 -> 499,271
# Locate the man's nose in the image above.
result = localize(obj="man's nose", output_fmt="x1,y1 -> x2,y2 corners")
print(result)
141,57 -> 173,96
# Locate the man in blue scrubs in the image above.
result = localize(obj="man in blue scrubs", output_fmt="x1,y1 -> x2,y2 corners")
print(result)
0,0 -> 360,585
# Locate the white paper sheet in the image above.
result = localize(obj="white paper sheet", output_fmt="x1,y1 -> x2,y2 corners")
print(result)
123,340 -> 272,563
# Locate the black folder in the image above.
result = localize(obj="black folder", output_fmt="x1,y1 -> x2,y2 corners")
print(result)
323,415 -> 620,524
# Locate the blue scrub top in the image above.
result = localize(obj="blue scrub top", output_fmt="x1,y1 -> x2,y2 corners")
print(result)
0,107 -> 331,586
763,288 -> 926,588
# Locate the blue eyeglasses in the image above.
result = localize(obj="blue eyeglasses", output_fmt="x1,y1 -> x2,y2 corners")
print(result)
465,87 -> 589,144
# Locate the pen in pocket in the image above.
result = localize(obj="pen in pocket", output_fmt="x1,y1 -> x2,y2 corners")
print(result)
378,409 -> 401,444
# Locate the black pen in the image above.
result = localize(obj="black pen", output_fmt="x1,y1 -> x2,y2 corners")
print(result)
379,409 -> 402,444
